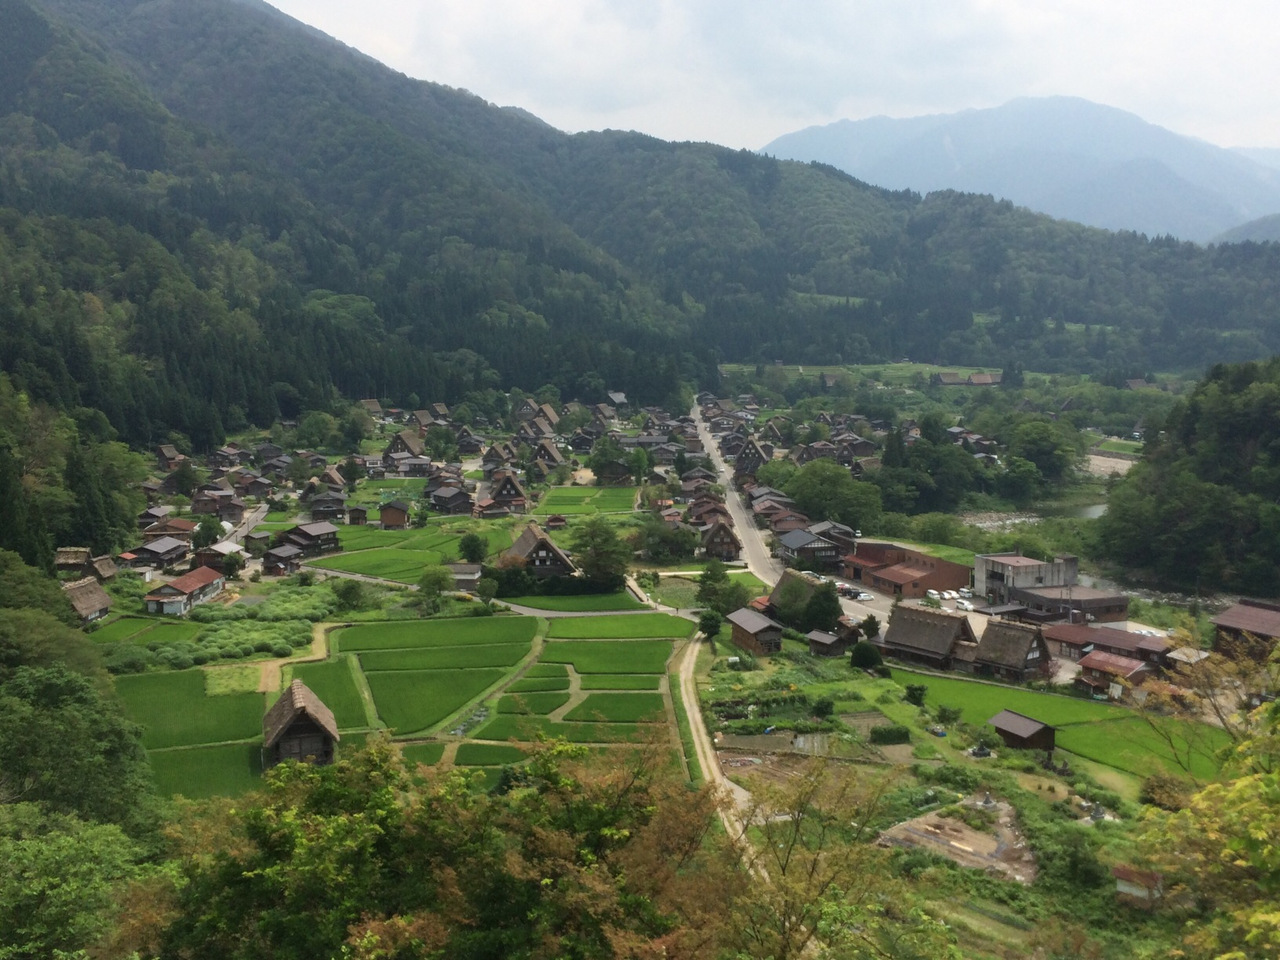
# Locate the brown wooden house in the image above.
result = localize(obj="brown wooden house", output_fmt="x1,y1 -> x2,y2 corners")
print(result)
263,679 -> 340,767
727,607 -> 784,656
987,709 -> 1056,752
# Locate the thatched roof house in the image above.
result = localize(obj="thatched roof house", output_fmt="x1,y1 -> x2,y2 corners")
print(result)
62,577 -> 113,625
880,604 -> 977,669
263,679 -> 340,767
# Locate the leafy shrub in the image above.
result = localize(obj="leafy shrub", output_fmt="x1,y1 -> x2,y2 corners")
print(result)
869,724 -> 911,744
272,643 -> 293,657
903,684 -> 927,706
849,640 -> 882,668
104,646 -> 151,674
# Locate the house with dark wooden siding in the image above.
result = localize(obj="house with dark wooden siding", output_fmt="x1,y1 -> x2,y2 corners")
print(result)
264,680 -> 340,767
958,621 -> 1052,681
727,607 -> 784,656
987,710 -> 1056,752
502,524 -> 576,578
700,520 -> 742,561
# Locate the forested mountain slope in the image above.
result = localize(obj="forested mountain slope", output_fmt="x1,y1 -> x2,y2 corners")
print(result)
6,0 -> 1280,453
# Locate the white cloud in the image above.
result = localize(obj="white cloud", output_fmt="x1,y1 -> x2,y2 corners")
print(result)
267,0 -> 1280,148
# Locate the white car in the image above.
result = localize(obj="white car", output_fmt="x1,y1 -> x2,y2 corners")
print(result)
857,592 -> 874,602
955,599 -> 975,611
942,590 -> 958,600
926,589 -> 941,600
958,587 -> 973,598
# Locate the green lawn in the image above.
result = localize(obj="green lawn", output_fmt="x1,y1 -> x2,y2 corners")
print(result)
1097,439 -> 1143,454
505,591 -> 646,612
546,613 -> 693,639
399,742 -> 446,766
365,668 -> 507,735
1057,716 -> 1229,781
889,669 -> 1128,727
579,675 -> 662,690
336,617 -> 537,652
564,692 -> 665,722
507,676 -> 572,692
455,743 -> 526,765
290,658 -> 369,729
116,671 -> 265,749
541,640 -> 673,674
148,742 -> 264,798
359,643 -> 531,670
496,692 -> 571,715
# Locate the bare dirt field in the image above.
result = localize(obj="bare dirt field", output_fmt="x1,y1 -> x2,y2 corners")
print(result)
878,795 -> 1038,883
1085,454 -> 1134,477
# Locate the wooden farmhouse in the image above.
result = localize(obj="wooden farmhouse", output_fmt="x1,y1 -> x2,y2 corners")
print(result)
263,679 -> 340,767
62,577 -> 113,625
502,524 -> 576,578
726,607 -> 784,656
143,565 -> 226,615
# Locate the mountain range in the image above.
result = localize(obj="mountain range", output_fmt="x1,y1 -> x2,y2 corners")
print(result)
4,0 -> 1280,452
762,97 -> 1280,243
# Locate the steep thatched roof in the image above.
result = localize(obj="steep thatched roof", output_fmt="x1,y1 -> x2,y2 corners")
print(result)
503,524 -> 574,570
975,620 -> 1044,670
61,577 -> 112,620
882,605 -> 976,658
263,679 -> 340,749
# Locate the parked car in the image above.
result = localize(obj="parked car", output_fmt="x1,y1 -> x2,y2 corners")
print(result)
942,590 -> 958,600
958,587 -> 973,598
857,592 -> 874,602
955,599 -> 975,611
926,589 -> 941,600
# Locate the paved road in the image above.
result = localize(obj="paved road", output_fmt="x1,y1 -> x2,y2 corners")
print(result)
692,407 -> 783,586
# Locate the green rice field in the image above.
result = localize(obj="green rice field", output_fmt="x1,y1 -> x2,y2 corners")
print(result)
546,613 -> 693,639
336,617 -> 537,651
541,640 -> 673,674
90,617 -> 157,643
455,743 -> 526,765
358,643 -> 531,670
507,675 -> 572,692
473,714 -> 646,743
532,486 -> 638,515
579,675 -> 662,690
148,742 -> 264,799
365,668 -> 507,734
496,692 -> 571,715
116,671 -> 265,750
888,669 -> 1127,727
400,742 -> 446,766
504,591 -> 645,612
523,663 -> 569,678
289,658 -> 369,729
1056,716 -> 1229,781
310,547 -> 445,583
564,692 -> 665,722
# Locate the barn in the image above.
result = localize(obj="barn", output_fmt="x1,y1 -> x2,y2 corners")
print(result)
987,709 -> 1056,752
263,679 -> 340,767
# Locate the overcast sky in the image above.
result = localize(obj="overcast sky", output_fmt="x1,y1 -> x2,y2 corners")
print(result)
267,0 -> 1280,150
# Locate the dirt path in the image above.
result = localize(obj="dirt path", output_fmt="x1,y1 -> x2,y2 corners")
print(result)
677,634 -> 752,831
547,665 -> 584,721
256,626 -> 329,693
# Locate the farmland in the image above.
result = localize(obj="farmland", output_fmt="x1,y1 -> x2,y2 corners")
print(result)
364,668 -> 508,735
336,616 -> 537,651
532,486 -> 637,515
358,643 -> 531,670
541,640 -> 674,674
504,591 -> 645,612
115,671 -> 265,750
148,742 -> 265,799
545,613 -> 694,639
496,691 -> 571,714
564,693 -> 666,723
289,659 -> 369,729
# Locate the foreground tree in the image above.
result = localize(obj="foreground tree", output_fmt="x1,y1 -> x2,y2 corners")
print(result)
570,516 -> 631,589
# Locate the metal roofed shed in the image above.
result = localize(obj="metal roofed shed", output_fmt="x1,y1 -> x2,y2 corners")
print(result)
987,709 -> 1056,752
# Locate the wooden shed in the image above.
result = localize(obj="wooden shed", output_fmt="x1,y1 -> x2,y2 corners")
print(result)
987,709 -> 1056,752
263,679 -> 340,767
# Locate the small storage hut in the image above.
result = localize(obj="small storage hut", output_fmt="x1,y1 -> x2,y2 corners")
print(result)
263,679 -> 340,767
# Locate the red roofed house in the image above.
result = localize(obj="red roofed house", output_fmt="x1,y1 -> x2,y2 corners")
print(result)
843,540 -> 970,599
1074,650 -> 1154,700
144,565 -> 226,615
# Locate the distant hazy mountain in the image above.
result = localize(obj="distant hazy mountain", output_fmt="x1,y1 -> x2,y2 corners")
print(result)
1214,213 -> 1280,244
1234,148 -> 1280,172
763,97 -> 1280,242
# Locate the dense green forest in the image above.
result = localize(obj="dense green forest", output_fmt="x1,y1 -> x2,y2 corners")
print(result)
1098,358 -> 1280,594
0,0 -> 1279,456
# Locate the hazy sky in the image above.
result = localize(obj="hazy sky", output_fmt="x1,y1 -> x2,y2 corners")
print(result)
267,0 -> 1280,150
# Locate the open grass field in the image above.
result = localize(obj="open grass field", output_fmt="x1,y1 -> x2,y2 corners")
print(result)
1097,439 -> 1144,454
148,742 -> 264,799
1057,715 -> 1229,781
336,617 -> 537,652
365,668 -> 507,735
455,743 -> 526,765
474,714 -> 646,743
400,742 -> 446,766
290,658 -> 369,729
542,640 -> 673,674
546,613 -> 693,639
90,617 -> 157,643
507,675 -> 572,692
310,547 -> 446,583
889,669 -> 1127,727
504,591 -> 646,612
579,675 -> 662,690
496,692 -> 571,715
116,671 -> 265,750
564,692 -> 665,722
359,643 -> 531,670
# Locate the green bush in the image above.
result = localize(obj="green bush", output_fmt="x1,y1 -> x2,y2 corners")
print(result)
869,724 -> 911,744
849,641 -> 882,669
